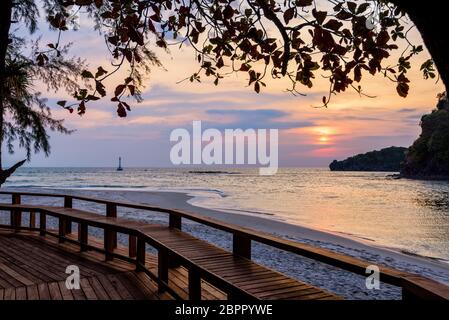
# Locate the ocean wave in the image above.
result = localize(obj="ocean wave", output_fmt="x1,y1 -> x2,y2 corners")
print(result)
218,207 -> 275,217
179,187 -> 228,198
5,184 -> 148,189
188,171 -> 241,175
74,185 -> 148,189
399,249 -> 449,264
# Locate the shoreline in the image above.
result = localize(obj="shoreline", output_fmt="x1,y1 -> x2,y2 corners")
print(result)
132,188 -> 449,268
2,187 -> 449,299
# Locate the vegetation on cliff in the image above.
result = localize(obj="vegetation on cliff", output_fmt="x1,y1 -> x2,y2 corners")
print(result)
401,97 -> 449,179
330,147 -> 407,172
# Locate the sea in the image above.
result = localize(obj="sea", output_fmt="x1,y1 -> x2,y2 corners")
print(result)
4,167 -> 449,263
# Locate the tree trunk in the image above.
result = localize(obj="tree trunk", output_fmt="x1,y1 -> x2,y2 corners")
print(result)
0,160 -> 26,185
389,0 -> 449,94
0,0 -> 14,170
0,0 -> 26,186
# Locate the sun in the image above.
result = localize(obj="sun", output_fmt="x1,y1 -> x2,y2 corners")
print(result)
314,127 -> 334,145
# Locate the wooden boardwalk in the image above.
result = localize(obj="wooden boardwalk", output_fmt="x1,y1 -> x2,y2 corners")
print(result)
0,190 -> 449,300
0,230 -> 227,300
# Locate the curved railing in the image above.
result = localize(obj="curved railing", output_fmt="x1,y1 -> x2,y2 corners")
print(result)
0,190 -> 448,300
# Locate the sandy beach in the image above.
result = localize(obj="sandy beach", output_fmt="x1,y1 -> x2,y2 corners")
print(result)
2,187 -> 449,300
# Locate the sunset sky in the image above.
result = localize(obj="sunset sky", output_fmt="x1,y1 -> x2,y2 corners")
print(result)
5,6 -> 445,168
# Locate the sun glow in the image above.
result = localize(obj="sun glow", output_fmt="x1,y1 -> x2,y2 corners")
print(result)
312,127 -> 335,145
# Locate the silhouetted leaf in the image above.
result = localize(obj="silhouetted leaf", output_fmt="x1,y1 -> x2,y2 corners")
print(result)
312,9 -> 327,25
296,0 -> 313,7
117,103 -> 127,117
95,67 -> 108,78
114,84 -> 126,97
397,82 -> 409,98
81,70 -> 94,79
284,8 -> 295,24
86,95 -> 100,101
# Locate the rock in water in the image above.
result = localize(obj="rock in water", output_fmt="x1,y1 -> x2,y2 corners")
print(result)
330,147 -> 407,172
401,97 -> 449,180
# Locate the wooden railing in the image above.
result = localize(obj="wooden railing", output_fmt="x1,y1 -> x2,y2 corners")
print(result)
0,190 -> 449,300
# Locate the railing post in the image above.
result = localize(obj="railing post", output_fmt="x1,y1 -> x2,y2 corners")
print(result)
104,227 -> 114,261
29,211 -> 36,229
169,213 -> 182,230
78,224 -> 83,242
402,288 -> 418,301
106,203 -> 117,248
39,212 -> 46,236
11,194 -> 21,233
158,249 -> 169,293
136,237 -> 146,271
227,291 -> 246,301
233,234 -> 252,259
129,235 -> 137,258
79,222 -> 88,252
58,217 -> 67,243
64,196 -> 72,234
401,279 -> 422,300
188,269 -> 201,300
168,213 -> 182,268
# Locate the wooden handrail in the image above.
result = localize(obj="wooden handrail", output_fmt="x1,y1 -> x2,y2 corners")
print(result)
1,190 -> 449,300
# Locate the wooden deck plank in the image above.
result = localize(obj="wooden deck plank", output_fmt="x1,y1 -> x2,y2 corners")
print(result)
88,276 -> 110,300
0,237 -> 62,283
58,281 -> 75,300
129,272 -> 163,300
106,274 -> 135,300
260,287 -> 322,300
26,284 -> 39,300
110,273 -> 146,300
96,274 -> 122,300
0,263 -> 34,287
0,271 -> 19,288
245,279 -> 306,293
3,235 -> 107,279
80,278 -> 97,300
4,287 -> 15,300
71,288 -> 87,300
236,275 -> 297,288
37,283 -> 51,300
15,286 -> 27,300
22,235 -> 120,276
293,292 -> 336,300
253,284 -> 310,298
204,261 -> 256,271
217,269 -> 274,279
0,249 -> 49,286
48,282 -> 63,300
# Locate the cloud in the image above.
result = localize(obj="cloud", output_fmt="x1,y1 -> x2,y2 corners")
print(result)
339,115 -> 386,122
398,108 -> 419,113
207,109 -> 289,118
205,109 -> 315,129
127,116 -> 166,125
